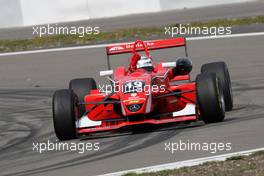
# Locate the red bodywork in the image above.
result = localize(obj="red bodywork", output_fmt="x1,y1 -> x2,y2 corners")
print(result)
77,38 -> 198,134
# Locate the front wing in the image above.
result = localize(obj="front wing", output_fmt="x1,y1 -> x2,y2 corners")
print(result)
76,103 -> 197,134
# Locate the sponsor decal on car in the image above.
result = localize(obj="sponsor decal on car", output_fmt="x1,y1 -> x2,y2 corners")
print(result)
109,46 -> 125,51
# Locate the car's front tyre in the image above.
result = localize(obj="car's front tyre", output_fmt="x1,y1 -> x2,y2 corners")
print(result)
52,89 -> 77,140
196,73 -> 225,123
201,61 -> 233,111
69,78 -> 97,116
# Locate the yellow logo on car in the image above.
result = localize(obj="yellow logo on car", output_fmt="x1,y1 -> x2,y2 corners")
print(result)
128,100 -> 139,104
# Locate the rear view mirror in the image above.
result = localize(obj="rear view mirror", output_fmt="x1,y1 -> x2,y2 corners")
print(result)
99,70 -> 113,76
162,62 -> 176,68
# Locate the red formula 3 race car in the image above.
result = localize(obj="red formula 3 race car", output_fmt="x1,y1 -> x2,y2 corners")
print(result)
52,37 -> 233,140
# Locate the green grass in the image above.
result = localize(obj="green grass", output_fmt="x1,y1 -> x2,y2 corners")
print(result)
226,155 -> 244,161
189,15 -> 264,28
0,16 -> 264,53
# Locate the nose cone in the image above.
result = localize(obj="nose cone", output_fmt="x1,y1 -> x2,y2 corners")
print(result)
119,75 -> 152,116
121,91 -> 151,116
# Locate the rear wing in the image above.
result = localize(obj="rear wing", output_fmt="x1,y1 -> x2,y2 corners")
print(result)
105,37 -> 188,69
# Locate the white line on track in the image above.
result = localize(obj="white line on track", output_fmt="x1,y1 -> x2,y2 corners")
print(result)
98,147 -> 264,176
0,32 -> 264,57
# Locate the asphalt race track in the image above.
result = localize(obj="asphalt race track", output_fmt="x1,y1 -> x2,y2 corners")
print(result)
0,35 -> 264,176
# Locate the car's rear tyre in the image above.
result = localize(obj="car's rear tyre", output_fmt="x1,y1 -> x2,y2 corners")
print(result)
69,78 -> 97,115
52,89 -> 77,140
196,73 -> 225,123
201,61 -> 233,111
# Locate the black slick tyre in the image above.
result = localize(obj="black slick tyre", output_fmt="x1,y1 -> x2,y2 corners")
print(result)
52,89 -> 77,140
69,78 -> 97,115
201,61 -> 233,111
196,73 -> 225,123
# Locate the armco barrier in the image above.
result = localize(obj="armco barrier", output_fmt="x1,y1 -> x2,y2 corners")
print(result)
0,0 -> 254,28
